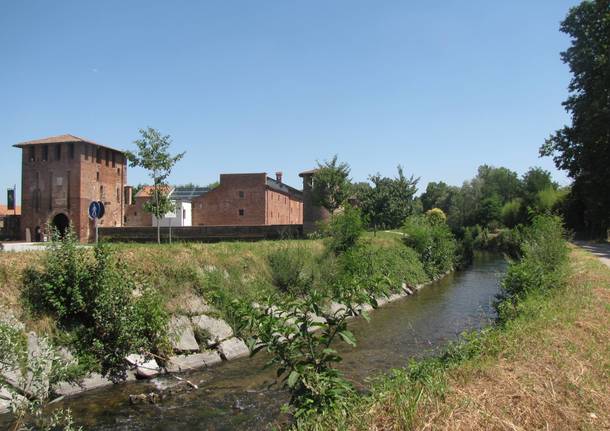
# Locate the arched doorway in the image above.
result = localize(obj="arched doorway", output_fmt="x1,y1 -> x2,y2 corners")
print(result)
51,213 -> 70,238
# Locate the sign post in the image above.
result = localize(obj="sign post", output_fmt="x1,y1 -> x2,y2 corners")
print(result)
88,201 -> 105,244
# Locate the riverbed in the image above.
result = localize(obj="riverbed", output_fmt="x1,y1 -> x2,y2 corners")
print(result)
33,252 -> 508,430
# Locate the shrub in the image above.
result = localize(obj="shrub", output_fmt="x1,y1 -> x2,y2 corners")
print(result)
425,208 -> 447,225
498,215 -> 568,320
323,205 -> 364,255
402,215 -> 457,278
267,246 -> 307,294
23,230 -> 169,381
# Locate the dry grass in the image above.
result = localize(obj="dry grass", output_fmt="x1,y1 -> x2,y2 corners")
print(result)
298,246 -> 610,431
335,246 -> 610,431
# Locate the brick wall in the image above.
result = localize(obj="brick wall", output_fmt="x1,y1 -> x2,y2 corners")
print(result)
124,196 -> 153,227
18,141 -> 126,242
192,173 -> 267,226
98,224 -> 303,242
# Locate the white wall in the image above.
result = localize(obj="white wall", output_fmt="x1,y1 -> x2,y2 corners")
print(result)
154,201 -> 192,227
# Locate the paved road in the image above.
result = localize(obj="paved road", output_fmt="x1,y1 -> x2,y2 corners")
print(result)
574,241 -> 610,268
0,242 -> 49,252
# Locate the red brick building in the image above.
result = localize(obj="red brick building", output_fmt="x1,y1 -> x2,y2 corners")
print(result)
14,134 -> 127,242
192,172 -> 303,226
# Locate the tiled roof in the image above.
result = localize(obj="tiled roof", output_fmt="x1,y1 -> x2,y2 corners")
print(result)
13,134 -> 124,153
266,177 -> 303,198
135,185 -> 173,198
0,205 -> 20,216
298,168 -> 318,177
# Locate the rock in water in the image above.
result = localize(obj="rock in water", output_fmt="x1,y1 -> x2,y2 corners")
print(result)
191,315 -> 233,346
169,315 -> 199,352
218,338 -> 249,361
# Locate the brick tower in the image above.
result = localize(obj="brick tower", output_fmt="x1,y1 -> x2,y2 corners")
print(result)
14,134 -> 127,242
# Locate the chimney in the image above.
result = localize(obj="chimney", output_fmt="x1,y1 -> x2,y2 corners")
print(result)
276,171 -> 283,183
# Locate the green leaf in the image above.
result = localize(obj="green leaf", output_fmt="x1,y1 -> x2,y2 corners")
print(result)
287,370 -> 300,388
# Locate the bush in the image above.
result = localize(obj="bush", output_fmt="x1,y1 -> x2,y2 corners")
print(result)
402,215 -> 457,278
336,243 -> 427,297
24,229 -> 169,381
267,246 -> 307,294
498,215 -> 568,320
323,205 -> 364,255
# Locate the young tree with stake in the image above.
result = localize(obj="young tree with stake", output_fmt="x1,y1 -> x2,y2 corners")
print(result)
125,128 -> 185,244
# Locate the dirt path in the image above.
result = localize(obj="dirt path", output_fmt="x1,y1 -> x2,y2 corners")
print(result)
573,240 -> 610,268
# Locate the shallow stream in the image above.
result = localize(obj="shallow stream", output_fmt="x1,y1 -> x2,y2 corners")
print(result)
19,253 -> 509,430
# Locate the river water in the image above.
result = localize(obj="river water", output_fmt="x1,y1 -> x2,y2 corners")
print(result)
26,253 -> 508,430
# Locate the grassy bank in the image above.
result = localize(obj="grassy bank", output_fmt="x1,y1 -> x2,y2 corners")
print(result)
297,245 -> 610,430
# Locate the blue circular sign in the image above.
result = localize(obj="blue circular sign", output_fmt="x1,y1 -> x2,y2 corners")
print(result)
97,201 -> 105,219
88,201 -> 100,219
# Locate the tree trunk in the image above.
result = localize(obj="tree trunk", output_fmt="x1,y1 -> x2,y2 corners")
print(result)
155,186 -> 161,244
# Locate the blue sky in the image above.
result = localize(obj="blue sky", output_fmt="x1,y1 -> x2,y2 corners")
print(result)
1,1 -> 579,205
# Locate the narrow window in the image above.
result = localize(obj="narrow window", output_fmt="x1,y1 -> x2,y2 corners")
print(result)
96,171 -> 100,181
67,171 -> 71,210
100,185 -> 104,200
42,145 -> 48,161
69,143 -> 75,159
84,144 -> 89,160
49,173 -> 53,210
117,167 -> 120,176
182,209 -> 186,220
112,152 -> 116,167
124,215 -> 127,223
29,146 -> 35,162
116,187 -> 120,203
55,144 -> 61,161
96,147 -> 101,163
239,209 -> 244,216
105,150 -> 109,166
239,191 -> 244,198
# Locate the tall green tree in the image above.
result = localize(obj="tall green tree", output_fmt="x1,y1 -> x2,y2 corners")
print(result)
126,128 -> 185,244
312,155 -> 351,215
540,0 -> 610,237
358,166 -> 419,231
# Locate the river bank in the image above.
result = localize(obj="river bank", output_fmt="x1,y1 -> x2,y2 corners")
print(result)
299,245 -> 610,430
0,252 -> 506,430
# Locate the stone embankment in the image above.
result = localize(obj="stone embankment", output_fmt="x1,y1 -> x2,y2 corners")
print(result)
0,271 -> 450,413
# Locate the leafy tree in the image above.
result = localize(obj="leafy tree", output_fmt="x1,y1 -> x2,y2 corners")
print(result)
312,156 -> 351,214
126,128 -> 185,243
358,166 -> 419,231
476,165 -> 521,204
323,205 -> 364,255
420,181 -> 457,213
477,194 -> 503,228
540,0 -> 610,237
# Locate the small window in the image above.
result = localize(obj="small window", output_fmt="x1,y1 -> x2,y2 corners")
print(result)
111,152 -> 116,167
117,167 -> 120,176
84,144 -> 89,160
28,146 -> 35,162
105,150 -> 109,166
42,145 -> 49,161
239,191 -> 244,198
96,171 -> 100,181
55,144 -> 61,161
116,187 -> 120,202
124,216 -> 127,223
183,209 -> 186,220
69,143 -> 75,159
100,185 -> 104,200
96,147 -> 101,163
239,209 -> 244,216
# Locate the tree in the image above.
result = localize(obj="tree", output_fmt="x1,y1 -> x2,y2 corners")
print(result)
311,155 -> 351,214
540,0 -> 610,238
126,128 -> 185,244
420,181 -> 458,213
358,166 -> 419,231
